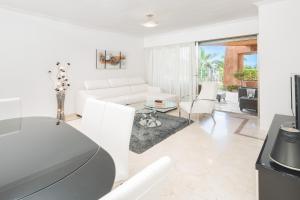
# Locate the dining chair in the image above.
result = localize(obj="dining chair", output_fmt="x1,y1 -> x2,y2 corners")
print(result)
0,97 -> 21,120
179,82 -> 218,124
100,156 -> 172,200
81,98 -> 135,182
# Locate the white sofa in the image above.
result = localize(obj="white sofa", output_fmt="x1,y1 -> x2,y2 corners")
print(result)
76,77 -> 177,116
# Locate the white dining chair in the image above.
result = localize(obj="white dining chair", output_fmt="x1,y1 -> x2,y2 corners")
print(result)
81,98 -> 135,182
100,156 -> 172,200
0,97 -> 21,120
179,82 -> 218,124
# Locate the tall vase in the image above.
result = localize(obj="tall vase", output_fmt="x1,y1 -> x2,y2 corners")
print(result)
56,92 -> 65,121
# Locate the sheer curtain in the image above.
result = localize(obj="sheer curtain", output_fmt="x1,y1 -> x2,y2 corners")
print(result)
145,43 -> 197,99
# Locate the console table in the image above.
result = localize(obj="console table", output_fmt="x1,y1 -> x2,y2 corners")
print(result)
256,114 -> 300,200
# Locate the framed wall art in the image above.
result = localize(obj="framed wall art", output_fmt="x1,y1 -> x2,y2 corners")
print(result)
96,50 -> 126,70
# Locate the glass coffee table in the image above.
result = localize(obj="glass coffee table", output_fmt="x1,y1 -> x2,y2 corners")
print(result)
135,109 -> 162,128
135,100 -> 177,128
144,100 -> 177,113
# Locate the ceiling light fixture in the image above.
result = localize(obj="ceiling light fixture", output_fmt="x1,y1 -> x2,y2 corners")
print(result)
142,14 -> 158,28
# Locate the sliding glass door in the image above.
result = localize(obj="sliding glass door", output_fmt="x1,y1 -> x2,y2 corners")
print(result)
197,35 -> 258,114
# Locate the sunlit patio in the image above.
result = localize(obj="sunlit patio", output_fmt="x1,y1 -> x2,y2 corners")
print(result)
199,38 -> 258,116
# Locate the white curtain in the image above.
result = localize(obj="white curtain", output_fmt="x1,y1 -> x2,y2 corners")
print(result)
145,43 -> 197,99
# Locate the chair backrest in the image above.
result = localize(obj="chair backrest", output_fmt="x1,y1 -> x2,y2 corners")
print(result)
238,87 -> 258,98
100,156 -> 172,200
81,98 -> 135,182
197,82 -> 218,100
0,97 -> 21,120
192,82 -> 218,114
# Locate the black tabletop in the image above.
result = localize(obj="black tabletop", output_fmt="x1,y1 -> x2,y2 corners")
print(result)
255,114 -> 300,179
0,117 -> 115,200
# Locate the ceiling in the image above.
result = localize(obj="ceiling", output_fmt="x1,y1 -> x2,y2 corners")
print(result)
0,0 -> 262,36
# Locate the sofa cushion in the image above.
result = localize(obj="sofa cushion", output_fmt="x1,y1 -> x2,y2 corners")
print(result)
108,78 -> 130,88
86,86 -> 131,99
128,77 -> 145,85
130,84 -> 148,94
101,96 -> 129,105
127,93 -> 147,104
84,80 -> 110,90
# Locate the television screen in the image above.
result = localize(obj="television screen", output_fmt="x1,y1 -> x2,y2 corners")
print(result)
295,75 -> 300,129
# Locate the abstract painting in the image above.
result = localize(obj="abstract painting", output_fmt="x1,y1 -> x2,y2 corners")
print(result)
96,50 -> 126,69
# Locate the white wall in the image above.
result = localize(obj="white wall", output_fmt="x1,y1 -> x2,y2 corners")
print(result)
0,8 -> 145,117
144,17 -> 259,47
258,0 -> 300,130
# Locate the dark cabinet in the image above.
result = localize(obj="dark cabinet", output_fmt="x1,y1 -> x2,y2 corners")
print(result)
256,115 -> 300,200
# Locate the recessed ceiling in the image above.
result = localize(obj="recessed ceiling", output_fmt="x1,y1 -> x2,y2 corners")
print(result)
0,0 -> 261,36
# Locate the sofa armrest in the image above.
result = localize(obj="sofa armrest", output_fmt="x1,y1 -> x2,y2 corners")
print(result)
148,86 -> 161,94
76,91 -> 95,116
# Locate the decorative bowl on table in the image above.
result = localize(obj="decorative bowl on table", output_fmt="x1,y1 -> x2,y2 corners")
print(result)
154,100 -> 164,108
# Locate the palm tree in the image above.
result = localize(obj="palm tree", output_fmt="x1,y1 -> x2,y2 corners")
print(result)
214,59 -> 224,81
199,48 -> 222,82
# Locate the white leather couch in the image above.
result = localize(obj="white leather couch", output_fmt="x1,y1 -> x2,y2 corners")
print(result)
76,77 -> 177,116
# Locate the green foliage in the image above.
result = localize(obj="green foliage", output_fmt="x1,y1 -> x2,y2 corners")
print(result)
226,85 -> 239,92
233,68 -> 258,81
233,71 -> 245,81
198,48 -> 224,82
243,68 -> 258,81
215,59 -> 224,80
199,48 -> 257,88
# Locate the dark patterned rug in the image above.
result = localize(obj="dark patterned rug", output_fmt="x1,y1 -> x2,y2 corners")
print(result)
130,113 -> 191,154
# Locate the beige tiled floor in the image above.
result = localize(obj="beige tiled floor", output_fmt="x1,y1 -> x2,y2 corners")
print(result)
68,110 -> 265,200
129,110 -> 264,200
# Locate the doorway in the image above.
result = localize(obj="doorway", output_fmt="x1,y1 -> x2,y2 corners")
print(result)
197,35 -> 258,115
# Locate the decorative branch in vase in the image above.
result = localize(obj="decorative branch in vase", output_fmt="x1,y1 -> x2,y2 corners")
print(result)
48,62 -> 71,122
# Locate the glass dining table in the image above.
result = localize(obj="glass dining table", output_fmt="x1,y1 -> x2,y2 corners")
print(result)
0,117 -> 115,200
